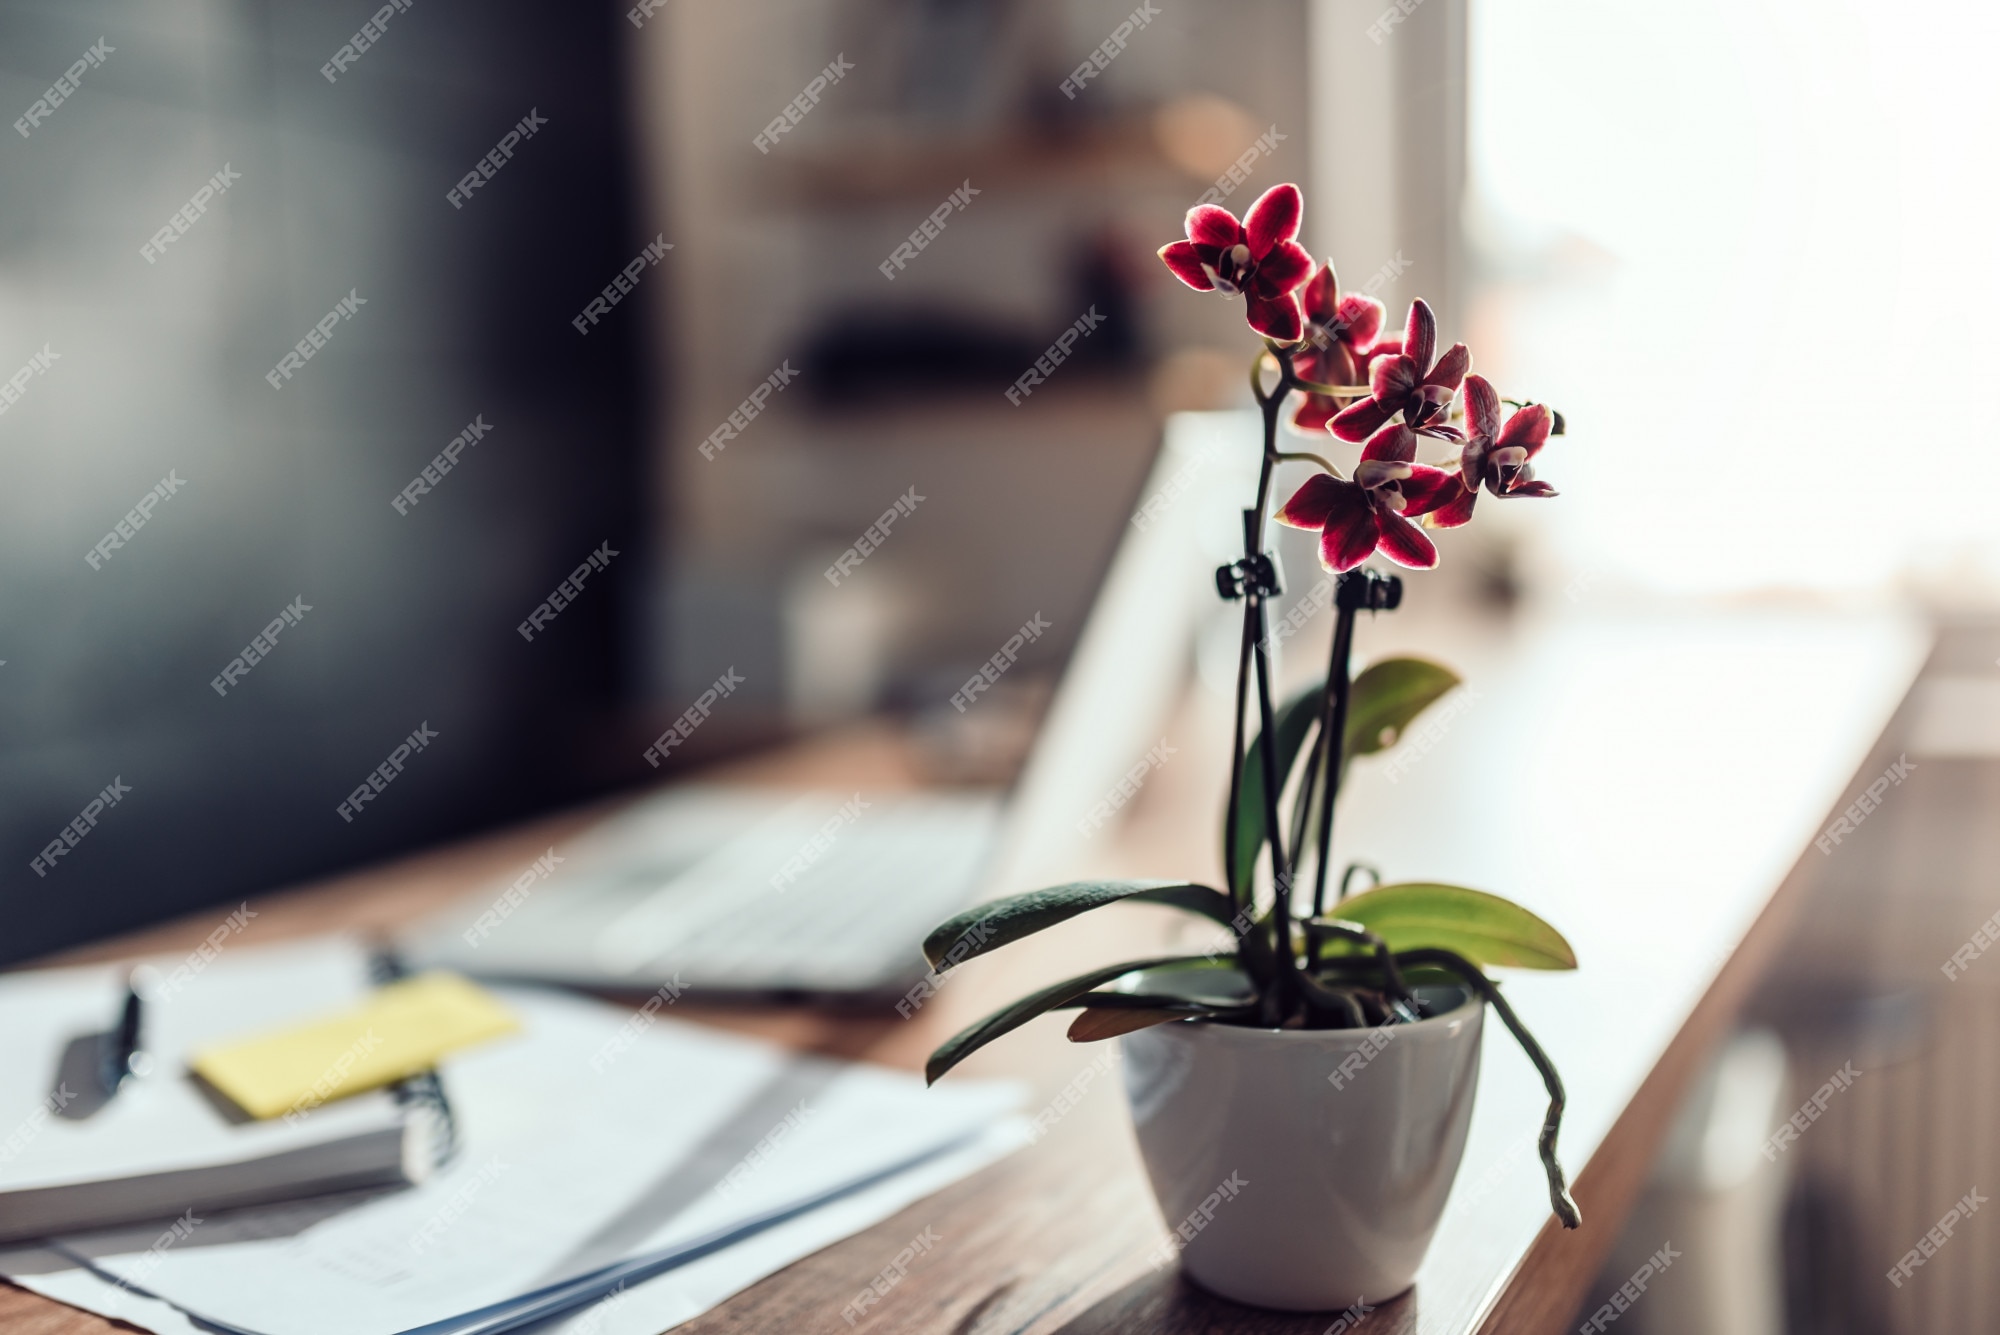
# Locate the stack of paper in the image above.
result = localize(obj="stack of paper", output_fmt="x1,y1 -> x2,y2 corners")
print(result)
0,939 -> 1025,1335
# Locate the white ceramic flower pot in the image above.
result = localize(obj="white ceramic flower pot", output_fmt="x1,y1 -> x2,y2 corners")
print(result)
1120,986 -> 1482,1310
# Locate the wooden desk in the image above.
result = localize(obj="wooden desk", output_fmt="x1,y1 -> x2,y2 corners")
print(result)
2,608 -> 1927,1335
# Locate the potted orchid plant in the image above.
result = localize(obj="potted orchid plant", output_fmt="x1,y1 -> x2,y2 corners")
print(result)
918,184 -> 1581,1310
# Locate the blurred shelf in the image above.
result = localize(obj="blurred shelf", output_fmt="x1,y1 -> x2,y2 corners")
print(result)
743,114 -> 1198,209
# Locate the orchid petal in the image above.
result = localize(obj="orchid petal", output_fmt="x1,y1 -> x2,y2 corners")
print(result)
1289,395 -> 1339,433
1244,183 -> 1303,256
1320,491 -> 1382,573
1403,300 -> 1437,373
1368,354 -> 1420,405
1329,394 -> 1393,442
1253,240 -> 1314,297
1302,262 -> 1339,320
1275,473 -> 1346,529
1360,423 -> 1417,465
1400,463 -> 1463,516
1373,510 -> 1440,569
1157,241 -> 1215,292
1335,294 -> 1385,350
1462,374 -> 1501,442
1428,482 -> 1478,529
1293,343 -> 1359,389
1246,293 -> 1303,342
1185,205 -> 1242,250
1496,403 -> 1553,458
1423,342 -> 1469,390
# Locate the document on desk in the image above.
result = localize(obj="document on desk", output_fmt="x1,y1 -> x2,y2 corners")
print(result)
1,949 -> 1024,1335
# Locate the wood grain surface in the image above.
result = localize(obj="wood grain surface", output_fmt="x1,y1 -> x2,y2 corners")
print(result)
0,613 -> 1927,1335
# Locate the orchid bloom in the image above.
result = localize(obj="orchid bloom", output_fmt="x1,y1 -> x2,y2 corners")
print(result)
1430,375 -> 1557,527
1329,299 -> 1468,442
1157,184 -> 1314,342
1275,424 -> 1460,572
1289,264 -> 1388,432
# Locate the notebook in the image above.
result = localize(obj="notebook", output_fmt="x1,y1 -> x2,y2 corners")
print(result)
0,938 -> 1027,1335
0,937 -> 449,1243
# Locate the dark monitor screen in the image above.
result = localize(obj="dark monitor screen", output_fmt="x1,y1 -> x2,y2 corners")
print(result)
1,1 -> 654,964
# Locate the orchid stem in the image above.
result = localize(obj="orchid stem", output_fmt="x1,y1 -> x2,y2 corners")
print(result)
1272,450 -> 1344,478
1311,581 -> 1359,914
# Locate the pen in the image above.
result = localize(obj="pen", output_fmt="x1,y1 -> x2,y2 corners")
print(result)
100,976 -> 145,1099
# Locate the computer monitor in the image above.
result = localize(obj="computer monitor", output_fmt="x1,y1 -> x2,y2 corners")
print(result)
1,2 -> 651,964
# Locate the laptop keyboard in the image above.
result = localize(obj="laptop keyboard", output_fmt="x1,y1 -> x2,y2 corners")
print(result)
423,789 -> 1002,994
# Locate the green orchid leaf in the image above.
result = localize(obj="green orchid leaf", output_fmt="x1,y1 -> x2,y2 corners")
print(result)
920,881 -> 1236,975
1223,657 -> 1459,901
1342,657 -> 1461,774
1091,960 -> 1259,1009
1324,882 -> 1578,971
1226,680 -> 1324,898
924,955 -> 1211,1084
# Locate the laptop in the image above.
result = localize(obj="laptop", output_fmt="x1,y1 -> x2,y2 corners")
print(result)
404,414 -> 1257,999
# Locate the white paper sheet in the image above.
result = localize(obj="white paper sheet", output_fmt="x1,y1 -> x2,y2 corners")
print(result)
11,1121 -> 1025,1335
6,982 -> 1020,1335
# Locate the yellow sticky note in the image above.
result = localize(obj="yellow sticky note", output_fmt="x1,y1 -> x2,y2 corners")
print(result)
191,972 -> 519,1120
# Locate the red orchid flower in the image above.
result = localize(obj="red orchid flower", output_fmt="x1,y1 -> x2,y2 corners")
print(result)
1158,184 -> 1314,342
1329,298 -> 1468,442
1430,375 -> 1557,527
1289,263 -> 1388,432
1275,424 -> 1460,572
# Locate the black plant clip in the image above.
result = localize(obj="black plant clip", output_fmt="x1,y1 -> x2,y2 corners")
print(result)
1335,566 -> 1403,613
1215,552 -> 1282,602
